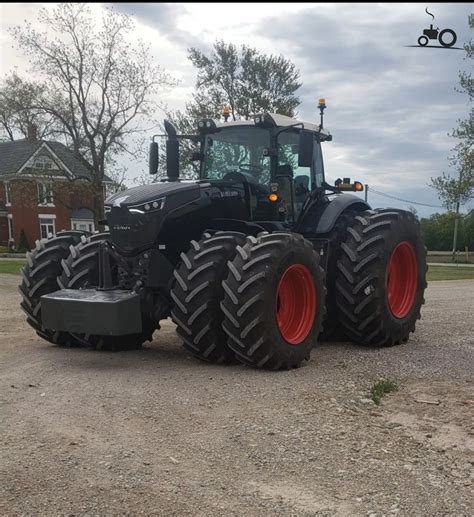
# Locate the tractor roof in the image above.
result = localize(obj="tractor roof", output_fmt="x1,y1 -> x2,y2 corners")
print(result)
212,113 -> 332,141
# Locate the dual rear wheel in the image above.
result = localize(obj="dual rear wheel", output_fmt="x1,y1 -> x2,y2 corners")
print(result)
334,209 -> 427,346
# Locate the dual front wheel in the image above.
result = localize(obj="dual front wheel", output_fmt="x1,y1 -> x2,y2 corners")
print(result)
170,231 -> 326,369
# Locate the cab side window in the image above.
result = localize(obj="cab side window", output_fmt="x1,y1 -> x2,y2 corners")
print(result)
313,142 -> 324,188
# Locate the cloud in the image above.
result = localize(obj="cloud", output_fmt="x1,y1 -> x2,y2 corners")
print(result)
109,3 -> 212,54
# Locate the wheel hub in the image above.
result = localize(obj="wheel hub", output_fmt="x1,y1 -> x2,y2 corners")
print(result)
387,241 -> 418,319
276,264 -> 317,345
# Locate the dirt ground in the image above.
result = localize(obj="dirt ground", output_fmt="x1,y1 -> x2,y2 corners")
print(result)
0,274 -> 473,516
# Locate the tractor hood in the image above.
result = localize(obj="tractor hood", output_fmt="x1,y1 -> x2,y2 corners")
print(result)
105,181 -> 201,209
104,181 -> 207,255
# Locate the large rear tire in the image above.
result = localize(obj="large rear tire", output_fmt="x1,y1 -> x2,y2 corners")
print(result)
335,209 -> 427,346
170,231 -> 246,363
19,231 -> 86,346
318,210 -> 356,342
221,232 -> 326,370
58,233 -> 155,351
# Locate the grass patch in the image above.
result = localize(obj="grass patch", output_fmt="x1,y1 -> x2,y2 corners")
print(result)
370,379 -> 398,405
1,261 -> 473,283
427,265 -> 474,282
0,260 -> 25,275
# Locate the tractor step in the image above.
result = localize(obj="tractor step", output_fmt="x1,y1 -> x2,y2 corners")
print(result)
41,289 -> 142,336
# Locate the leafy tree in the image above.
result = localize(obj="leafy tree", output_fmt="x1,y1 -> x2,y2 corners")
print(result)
420,211 -> 473,252
188,41 -> 302,121
7,3 -> 173,224
430,15 -> 473,259
148,40 -> 302,181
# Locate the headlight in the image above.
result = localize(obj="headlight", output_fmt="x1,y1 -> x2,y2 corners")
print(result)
128,197 -> 165,214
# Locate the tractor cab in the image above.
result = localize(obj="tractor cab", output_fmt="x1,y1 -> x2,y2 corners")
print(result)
148,100 -> 364,231
197,113 -> 330,224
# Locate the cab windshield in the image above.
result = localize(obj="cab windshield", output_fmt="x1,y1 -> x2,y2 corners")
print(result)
201,127 -> 271,185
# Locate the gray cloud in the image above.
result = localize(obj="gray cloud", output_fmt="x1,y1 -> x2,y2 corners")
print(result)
109,3 -> 212,54
256,4 -> 472,216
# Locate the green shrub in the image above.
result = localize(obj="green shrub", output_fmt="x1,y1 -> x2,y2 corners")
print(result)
17,229 -> 31,253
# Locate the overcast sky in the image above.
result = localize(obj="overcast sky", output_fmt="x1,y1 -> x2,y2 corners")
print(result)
1,2 -> 472,217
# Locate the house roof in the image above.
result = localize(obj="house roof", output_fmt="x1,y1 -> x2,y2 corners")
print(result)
0,139 -> 110,181
0,139 -> 43,177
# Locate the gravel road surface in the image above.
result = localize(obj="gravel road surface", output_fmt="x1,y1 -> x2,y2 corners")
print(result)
0,274 -> 473,516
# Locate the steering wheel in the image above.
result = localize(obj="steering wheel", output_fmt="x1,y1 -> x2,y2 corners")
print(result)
239,163 -> 263,174
223,170 -> 255,183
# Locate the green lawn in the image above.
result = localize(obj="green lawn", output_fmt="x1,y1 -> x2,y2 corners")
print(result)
0,260 -> 24,275
426,265 -> 474,282
0,260 -> 473,282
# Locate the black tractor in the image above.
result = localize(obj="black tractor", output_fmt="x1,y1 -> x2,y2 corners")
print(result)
19,100 -> 427,369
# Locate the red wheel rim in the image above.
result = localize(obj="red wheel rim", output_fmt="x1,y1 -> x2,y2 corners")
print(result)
387,241 -> 418,319
276,264 -> 317,345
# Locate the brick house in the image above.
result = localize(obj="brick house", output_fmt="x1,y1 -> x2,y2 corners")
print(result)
0,129 -> 108,248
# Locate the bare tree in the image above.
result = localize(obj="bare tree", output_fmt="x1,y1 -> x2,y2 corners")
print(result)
9,3 -> 174,224
0,72 -> 60,141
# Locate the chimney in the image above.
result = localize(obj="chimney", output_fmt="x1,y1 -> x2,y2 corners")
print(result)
27,123 -> 38,142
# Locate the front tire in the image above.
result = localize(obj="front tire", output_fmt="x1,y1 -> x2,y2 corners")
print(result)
418,35 -> 429,46
19,231 -> 86,346
221,232 -> 326,370
170,231 -> 246,363
335,209 -> 427,346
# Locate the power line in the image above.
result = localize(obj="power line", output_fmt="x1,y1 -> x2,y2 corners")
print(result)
368,188 -> 445,209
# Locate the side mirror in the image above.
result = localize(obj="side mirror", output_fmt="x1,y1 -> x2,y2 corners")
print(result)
149,142 -> 159,175
298,130 -> 314,167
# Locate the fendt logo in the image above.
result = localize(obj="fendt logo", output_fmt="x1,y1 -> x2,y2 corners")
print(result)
406,8 -> 462,50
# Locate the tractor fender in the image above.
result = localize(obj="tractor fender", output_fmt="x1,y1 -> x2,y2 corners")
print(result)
299,194 -> 370,234
316,194 -> 370,233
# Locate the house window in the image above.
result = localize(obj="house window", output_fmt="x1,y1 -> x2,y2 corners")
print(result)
39,217 -> 55,239
5,182 -> 11,205
71,220 -> 95,233
34,156 -> 55,170
7,215 -> 14,241
38,182 -> 54,206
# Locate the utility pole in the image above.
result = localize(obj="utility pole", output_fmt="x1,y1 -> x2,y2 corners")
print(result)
365,184 -> 369,203
452,198 -> 460,262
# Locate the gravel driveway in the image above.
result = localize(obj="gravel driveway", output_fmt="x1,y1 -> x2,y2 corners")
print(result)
0,274 -> 473,516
